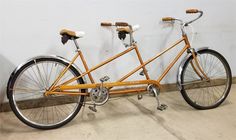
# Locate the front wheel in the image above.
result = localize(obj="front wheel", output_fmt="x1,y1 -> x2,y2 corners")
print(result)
7,57 -> 85,129
180,49 -> 232,109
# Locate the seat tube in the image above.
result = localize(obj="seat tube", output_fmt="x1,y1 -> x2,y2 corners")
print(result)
134,45 -> 150,80
78,50 -> 95,83
72,38 -> 95,83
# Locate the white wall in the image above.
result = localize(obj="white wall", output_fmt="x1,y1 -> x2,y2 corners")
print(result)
0,0 -> 236,103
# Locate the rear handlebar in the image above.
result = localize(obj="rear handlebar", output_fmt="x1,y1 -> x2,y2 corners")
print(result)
101,22 -> 129,27
101,22 -> 112,26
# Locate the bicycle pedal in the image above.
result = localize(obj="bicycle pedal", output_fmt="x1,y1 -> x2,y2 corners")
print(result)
100,76 -> 110,82
88,106 -> 97,112
157,104 -> 168,111
137,94 -> 143,100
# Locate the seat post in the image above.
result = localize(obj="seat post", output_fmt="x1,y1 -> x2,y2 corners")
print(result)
72,38 -> 80,50
129,25 -> 136,45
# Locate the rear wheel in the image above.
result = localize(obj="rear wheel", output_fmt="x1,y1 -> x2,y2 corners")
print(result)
180,49 -> 232,109
7,57 -> 85,129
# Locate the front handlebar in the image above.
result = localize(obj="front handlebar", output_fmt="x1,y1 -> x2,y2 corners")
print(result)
162,9 -> 203,35
186,9 -> 199,14
185,9 -> 203,25
162,9 -> 203,26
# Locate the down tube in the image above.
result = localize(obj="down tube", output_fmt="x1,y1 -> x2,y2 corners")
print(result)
117,38 -> 185,82
157,45 -> 189,82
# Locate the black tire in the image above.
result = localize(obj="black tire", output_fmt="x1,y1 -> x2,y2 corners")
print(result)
180,49 -> 232,109
7,57 -> 85,129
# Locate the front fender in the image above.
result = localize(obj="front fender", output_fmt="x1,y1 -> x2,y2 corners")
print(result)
176,47 -> 209,90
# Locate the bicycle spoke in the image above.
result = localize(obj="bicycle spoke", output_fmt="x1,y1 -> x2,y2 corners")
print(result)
181,50 -> 231,109
9,58 -> 84,129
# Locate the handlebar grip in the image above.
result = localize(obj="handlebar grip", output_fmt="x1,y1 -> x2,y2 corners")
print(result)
162,17 -> 175,22
115,22 -> 129,26
186,9 -> 199,14
101,22 -> 112,26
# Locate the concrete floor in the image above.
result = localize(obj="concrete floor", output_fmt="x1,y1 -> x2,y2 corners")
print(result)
0,84 -> 236,140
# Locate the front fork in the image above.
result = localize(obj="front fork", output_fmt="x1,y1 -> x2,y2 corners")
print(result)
188,48 -> 209,81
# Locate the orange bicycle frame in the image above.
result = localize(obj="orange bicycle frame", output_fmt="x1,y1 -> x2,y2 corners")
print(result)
46,34 -> 204,96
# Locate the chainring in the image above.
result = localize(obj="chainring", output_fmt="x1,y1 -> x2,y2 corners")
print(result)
90,87 -> 109,105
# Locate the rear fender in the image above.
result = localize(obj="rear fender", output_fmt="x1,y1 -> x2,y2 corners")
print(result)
6,55 -> 87,99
